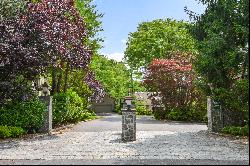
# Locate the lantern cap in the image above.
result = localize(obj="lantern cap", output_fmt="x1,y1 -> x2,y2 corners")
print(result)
124,96 -> 133,100
42,82 -> 49,87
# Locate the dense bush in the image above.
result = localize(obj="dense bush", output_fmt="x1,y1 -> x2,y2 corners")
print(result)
53,89 -> 95,125
221,125 -> 249,136
213,79 -> 249,124
0,126 -> 26,139
167,104 -> 206,122
152,96 -> 207,122
115,102 -> 122,114
0,98 -> 46,133
153,107 -> 168,120
135,100 -> 152,115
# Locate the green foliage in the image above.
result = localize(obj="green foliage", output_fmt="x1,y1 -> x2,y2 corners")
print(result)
152,88 -> 207,122
0,126 -> 11,138
135,100 -> 152,115
213,79 -> 249,113
221,125 -> 249,136
115,105 -> 122,114
67,69 -> 93,101
167,102 -> 207,122
90,55 -> 131,101
0,0 -> 27,20
153,108 -> 168,120
167,108 -> 186,121
0,98 -> 46,133
125,18 -> 197,70
0,126 -> 26,139
186,0 -> 249,100
185,0 -> 249,126
213,79 -> 249,123
53,89 -> 95,125
75,0 -> 104,54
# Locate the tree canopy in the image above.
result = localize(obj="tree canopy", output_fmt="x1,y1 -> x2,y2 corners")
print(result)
90,55 -> 131,100
185,0 -> 249,91
185,0 -> 249,115
124,19 -> 197,70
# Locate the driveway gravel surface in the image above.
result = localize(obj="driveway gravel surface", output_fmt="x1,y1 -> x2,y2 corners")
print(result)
0,114 -> 249,165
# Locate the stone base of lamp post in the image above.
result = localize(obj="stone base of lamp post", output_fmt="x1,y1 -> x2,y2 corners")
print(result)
121,108 -> 136,142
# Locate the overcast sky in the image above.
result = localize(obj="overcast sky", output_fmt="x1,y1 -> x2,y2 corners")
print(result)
93,0 -> 206,62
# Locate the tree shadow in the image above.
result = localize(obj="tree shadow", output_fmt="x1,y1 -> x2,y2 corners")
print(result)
120,130 -> 249,161
97,115 -> 206,125
0,134 -> 60,150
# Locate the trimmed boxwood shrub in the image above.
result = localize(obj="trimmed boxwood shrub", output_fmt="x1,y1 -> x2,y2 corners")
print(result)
0,98 -> 46,133
0,126 -> 26,138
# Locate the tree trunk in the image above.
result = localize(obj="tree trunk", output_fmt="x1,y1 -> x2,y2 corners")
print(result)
56,70 -> 63,93
51,66 -> 57,95
241,52 -> 249,79
63,63 -> 70,93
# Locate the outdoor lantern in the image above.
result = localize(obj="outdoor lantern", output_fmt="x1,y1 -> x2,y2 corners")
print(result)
42,82 -> 50,96
124,96 -> 133,106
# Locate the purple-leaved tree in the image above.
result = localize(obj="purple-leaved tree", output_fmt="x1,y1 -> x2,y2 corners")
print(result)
0,0 -> 104,103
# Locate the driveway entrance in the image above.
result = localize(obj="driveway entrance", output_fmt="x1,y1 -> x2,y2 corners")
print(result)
0,114 -> 248,165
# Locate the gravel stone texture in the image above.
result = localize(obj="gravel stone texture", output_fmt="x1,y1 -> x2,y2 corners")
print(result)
0,114 -> 249,163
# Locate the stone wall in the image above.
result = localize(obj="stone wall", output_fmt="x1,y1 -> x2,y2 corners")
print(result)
207,96 -> 245,133
222,108 -> 245,127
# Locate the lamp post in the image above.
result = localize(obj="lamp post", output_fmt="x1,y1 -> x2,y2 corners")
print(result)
121,96 -> 136,142
39,81 -> 52,134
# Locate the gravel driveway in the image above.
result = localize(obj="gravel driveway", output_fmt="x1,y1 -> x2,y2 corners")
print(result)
0,114 -> 249,165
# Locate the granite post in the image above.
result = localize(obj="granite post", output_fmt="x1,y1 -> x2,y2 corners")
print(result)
39,96 -> 53,134
207,96 -> 223,133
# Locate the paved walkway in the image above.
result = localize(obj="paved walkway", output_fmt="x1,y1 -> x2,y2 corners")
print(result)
0,114 -> 249,165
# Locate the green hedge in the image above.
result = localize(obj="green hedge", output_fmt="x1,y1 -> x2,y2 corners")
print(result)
0,98 -> 46,133
0,126 -> 26,138
221,125 -> 249,136
53,89 -> 95,125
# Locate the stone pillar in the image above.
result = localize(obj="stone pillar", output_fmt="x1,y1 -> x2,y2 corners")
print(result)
207,96 -> 223,133
207,97 -> 212,132
39,96 -> 53,134
122,106 -> 136,142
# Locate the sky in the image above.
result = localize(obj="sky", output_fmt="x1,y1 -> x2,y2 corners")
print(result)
93,0 -> 206,62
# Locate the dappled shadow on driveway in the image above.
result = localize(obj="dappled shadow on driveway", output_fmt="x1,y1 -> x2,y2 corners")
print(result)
108,130 -> 249,162
71,114 -> 207,132
96,113 -> 118,116
97,114 -> 206,125
0,134 -> 60,150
